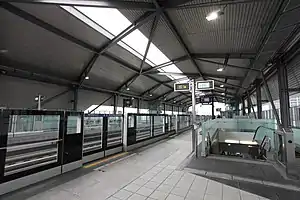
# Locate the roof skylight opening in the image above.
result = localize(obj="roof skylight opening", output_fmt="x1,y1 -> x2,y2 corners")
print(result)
62,6 -> 187,82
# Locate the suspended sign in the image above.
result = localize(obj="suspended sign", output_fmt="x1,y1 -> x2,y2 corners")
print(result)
199,96 -> 213,105
196,80 -> 214,91
174,82 -> 190,92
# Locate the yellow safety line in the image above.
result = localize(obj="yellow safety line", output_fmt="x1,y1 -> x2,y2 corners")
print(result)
83,152 -> 128,169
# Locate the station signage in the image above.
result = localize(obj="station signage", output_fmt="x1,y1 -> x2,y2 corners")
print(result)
174,82 -> 190,92
199,96 -> 213,105
196,80 -> 214,91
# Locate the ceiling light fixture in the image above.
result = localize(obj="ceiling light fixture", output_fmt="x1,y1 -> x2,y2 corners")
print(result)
217,67 -> 224,72
220,85 -> 224,88
131,97 -> 134,100
0,49 -> 8,53
126,87 -> 130,91
206,10 -> 224,21
222,93 -> 225,95
267,62 -> 273,67
149,94 -> 153,97
85,76 -> 89,80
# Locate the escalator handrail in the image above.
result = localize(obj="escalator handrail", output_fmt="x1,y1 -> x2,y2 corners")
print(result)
253,125 -> 275,141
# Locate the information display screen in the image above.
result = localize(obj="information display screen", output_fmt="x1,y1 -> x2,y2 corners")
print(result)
174,83 -> 190,92
199,96 -> 212,105
196,80 -> 214,91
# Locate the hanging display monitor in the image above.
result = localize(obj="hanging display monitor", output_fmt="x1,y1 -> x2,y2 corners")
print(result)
199,96 -> 212,105
174,82 -> 190,92
196,80 -> 214,91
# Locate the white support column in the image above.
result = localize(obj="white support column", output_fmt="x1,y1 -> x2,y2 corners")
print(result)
191,79 -> 197,156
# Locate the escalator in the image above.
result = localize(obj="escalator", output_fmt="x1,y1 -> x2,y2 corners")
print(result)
206,126 -> 277,161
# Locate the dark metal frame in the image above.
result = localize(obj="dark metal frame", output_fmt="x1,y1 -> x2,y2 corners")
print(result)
2,0 -> 300,112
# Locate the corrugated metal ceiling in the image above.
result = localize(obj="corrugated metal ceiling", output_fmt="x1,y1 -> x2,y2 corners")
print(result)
152,85 -> 172,97
86,55 -> 135,90
167,0 -> 281,53
1,0 -> 299,105
0,7 -> 92,80
12,3 -> 109,47
129,75 -> 158,93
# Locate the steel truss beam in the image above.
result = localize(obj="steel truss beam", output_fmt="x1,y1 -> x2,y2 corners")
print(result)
238,0 -> 290,93
0,62 -> 151,100
195,58 -> 261,72
192,53 -> 256,59
139,77 -> 188,97
143,53 -> 258,75
139,15 -> 159,74
102,52 -> 190,99
0,2 -> 97,52
154,0 -> 204,78
2,3 -> 188,104
173,0 -> 267,9
122,15 -> 160,90
154,90 -> 174,101
142,55 -> 188,74
149,72 -> 244,80
210,78 -> 247,90
31,89 -> 71,109
78,11 -> 157,86
1,0 -> 157,10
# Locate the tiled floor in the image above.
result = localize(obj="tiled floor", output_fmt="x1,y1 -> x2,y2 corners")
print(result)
3,132 -> 272,200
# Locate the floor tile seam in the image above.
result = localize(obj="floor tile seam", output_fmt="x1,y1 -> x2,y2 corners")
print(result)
107,148 -> 184,199
106,155 -> 173,199
148,165 -> 184,198
153,168 -> 186,199
202,175 -> 209,199
183,174 -> 196,199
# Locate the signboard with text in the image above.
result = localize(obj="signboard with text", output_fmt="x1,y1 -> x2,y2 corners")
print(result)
199,96 -> 213,105
174,82 -> 190,92
196,80 -> 214,91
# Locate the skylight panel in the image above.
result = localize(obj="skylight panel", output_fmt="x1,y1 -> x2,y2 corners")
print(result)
62,6 -> 187,81
147,44 -> 169,65
75,6 -> 131,36
122,29 -> 148,57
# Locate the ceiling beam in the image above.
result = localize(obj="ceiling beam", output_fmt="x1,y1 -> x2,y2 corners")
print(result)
172,0 -> 266,9
162,0 -> 194,7
1,0 -> 157,10
139,76 -> 189,97
148,72 -> 244,80
121,15 -> 160,91
154,90 -> 174,100
78,11 -> 157,86
153,1 -> 204,78
139,15 -> 159,74
192,53 -> 256,59
195,58 -> 261,72
0,2 -> 97,52
142,55 -> 188,74
209,78 -> 247,90
0,4 -> 185,104
143,53 -> 258,75
0,62 -> 153,100
238,0 -> 290,93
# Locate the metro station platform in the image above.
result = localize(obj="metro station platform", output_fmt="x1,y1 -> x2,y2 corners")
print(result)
2,131 -> 297,200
